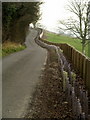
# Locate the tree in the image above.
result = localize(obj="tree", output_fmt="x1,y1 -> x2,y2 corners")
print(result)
2,2 -> 42,43
58,0 -> 90,54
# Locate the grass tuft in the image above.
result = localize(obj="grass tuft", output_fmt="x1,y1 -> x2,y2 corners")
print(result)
2,41 -> 26,57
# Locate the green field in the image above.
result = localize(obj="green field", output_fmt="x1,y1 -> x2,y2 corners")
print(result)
45,32 -> 88,57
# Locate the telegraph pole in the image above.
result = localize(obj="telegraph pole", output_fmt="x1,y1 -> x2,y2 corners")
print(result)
88,1 -> 90,58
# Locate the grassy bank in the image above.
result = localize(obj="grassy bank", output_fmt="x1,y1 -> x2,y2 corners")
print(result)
2,41 -> 26,57
45,32 -> 88,57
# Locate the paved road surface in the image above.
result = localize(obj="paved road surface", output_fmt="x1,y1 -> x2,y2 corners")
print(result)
2,29 -> 47,118
0,58 -> 2,119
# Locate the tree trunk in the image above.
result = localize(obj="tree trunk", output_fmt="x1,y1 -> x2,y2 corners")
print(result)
88,42 -> 90,58
82,43 -> 85,55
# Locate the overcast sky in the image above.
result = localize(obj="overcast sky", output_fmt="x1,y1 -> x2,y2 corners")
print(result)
39,0 -> 70,32
39,0 -> 89,33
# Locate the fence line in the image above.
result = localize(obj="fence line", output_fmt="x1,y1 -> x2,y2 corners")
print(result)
56,46 -> 89,119
39,38 -> 90,94
36,28 -> 90,119
60,44 -> 90,93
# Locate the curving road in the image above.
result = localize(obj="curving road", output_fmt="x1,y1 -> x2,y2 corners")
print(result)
2,29 -> 47,118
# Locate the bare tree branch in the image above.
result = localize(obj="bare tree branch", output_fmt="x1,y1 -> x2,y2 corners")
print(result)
58,0 -> 90,54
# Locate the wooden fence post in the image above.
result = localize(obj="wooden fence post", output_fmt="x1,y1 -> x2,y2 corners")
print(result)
72,48 -> 74,65
82,56 -> 87,80
86,59 -> 90,94
59,43 -> 90,93
73,49 -> 76,68
67,44 -> 71,60
72,49 -> 75,67
76,51 -> 80,72
64,44 -> 67,56
74,50 -> 77,71
79,53 -> 83,77
70,46 -> 73,62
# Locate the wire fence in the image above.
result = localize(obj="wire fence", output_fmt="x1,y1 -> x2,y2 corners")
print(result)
38,40 -> 90,94
57,46 -> 89,120
36,28 -> 90,120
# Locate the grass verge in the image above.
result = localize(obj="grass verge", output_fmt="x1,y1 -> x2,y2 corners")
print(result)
2,41 -> 26,57
45,32 -> 88,57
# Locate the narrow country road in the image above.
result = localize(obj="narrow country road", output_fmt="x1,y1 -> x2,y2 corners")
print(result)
2,29 -> 47,118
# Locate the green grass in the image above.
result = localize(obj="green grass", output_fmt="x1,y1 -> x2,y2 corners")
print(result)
2,41 -> 26,57
45,32 -> 88,57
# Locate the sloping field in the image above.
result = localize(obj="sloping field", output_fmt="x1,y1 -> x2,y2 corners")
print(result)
45,31 -> 88,57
